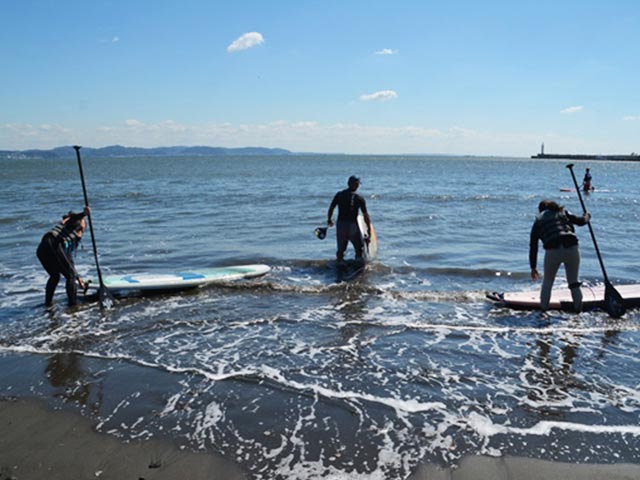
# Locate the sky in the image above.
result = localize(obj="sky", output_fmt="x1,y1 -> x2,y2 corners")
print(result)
1,0 -> 639,156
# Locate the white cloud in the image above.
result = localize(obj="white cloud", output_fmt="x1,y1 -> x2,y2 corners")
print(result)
112,36 -> 120,43
292,121 -> 318,128
227,32 -> 264,53
561,106 -> 583,114
3,119 -> 629,156
0,123 -> 73,148
359,90 -> 398,102
91,120 -> 450,153
375,48 -> 398,55
623,115 -> 640,121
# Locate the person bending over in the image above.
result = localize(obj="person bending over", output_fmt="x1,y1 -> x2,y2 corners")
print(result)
37,206 -> 90,307
529,199 -> 590,312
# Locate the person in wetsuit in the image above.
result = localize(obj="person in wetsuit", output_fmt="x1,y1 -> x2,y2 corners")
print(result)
327,176 -> 371,263
529,199 -> 590,312
37,207 -> 90,307
582,168 -> 593,192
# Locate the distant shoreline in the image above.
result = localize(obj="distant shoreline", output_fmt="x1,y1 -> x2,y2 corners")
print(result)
5,144 -> 640,161
532,153 -> 639,161
0,145 -> 294,160
0,146 -> 522,160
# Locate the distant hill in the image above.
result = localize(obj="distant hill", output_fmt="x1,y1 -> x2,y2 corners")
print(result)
0,145 -> 293,159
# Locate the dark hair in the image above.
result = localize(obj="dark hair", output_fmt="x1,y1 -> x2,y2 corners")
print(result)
538,199 -> 563,212
63,211 -> 86,231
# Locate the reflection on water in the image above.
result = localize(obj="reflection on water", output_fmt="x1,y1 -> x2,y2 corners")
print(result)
42,310 -> 104,414
45,353 -> 99,412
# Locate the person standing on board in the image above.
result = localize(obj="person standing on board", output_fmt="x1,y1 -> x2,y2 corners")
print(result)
327,176 -> 371,263
529,200 -> 590,312
37,207 -> 90,307
582,168 -> 593,192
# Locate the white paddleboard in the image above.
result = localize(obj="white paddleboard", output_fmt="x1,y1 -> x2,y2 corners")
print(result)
487,283 -> 640,311
357,215 -> 378,261
89,264 -> 270,293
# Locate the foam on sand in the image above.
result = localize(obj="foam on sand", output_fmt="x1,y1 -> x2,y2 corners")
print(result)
0,397 -> 246,480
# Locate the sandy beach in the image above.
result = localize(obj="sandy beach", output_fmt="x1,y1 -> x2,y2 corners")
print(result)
3,395 -> 639,480
0,397 -> 246,480
1,352 -> 639,479
409,455 -> 640,480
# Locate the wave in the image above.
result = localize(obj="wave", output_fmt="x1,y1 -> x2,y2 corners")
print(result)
416,265 -> 529,280
467,411 -> 640,438
272,258 -> 523,280
0,216 -> 22,225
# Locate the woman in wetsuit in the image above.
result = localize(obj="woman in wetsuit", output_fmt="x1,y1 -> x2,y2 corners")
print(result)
37,207 -> 90,307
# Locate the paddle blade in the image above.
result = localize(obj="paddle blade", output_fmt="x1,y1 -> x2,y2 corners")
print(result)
604,282 -> 626,318
98,285 -> 116,309
314,227 -> 328,240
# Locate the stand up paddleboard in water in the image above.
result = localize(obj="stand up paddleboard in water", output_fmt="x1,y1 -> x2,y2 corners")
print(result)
487,283 -> 640,312
85,264 -> 270,295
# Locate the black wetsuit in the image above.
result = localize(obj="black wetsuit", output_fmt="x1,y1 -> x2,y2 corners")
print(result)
329,189 -> 368,259
37,214 -> 84,306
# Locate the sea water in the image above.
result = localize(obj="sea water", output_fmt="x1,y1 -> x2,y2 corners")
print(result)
1,155 -> 639,478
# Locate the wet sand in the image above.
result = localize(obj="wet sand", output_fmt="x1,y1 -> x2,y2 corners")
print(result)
1,353 -> 639,479
2,400 -> 640,480
409,454 -> 640,480
0,397 -> 246,480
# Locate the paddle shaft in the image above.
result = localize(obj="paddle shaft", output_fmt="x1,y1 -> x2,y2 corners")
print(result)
74,146 -> 106,287
566,163 -> 610,284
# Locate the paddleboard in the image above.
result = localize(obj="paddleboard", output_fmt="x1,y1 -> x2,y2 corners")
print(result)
358,215 -> 378,261
88,264 -> 270,293
559,187 -> 602,193
487,283 -> 640,311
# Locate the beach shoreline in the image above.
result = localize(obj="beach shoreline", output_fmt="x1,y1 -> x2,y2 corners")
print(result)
409,455 -> 640,480
3,395 -> 640,480
0,396 -> 247,480
1,349 -> 640,479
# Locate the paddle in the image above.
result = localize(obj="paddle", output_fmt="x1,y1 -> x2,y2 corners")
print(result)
314,224 -> 332,240
566,163 -> 625,317
74,146 -> 115,309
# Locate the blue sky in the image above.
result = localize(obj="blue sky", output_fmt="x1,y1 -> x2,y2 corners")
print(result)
1,0 -> 639,156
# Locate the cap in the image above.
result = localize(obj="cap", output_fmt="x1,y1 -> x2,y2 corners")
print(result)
348,175 -> 360,185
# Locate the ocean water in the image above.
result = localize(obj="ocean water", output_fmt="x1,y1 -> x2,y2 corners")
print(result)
1,154 -> 639,479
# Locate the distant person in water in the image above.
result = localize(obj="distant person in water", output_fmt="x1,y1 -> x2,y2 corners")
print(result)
37,206 -> 90,307
327,176 -> 371,263
582,168 -> 593,192
529,200 -> 590,312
